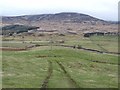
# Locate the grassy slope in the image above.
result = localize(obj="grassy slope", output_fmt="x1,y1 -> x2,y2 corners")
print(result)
2,47 -> 118,88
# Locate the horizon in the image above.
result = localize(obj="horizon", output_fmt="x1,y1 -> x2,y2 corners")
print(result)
0,0 -> 119,21
1,12 -> 118,22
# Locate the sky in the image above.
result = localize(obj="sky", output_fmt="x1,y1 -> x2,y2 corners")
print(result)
0,0 -> 119,21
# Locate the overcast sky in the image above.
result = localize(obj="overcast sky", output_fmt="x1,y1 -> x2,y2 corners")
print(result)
0,0 -> 119,21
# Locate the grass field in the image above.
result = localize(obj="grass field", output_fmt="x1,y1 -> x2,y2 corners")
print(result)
2,35 -> 119,88
2,35 -> 119,52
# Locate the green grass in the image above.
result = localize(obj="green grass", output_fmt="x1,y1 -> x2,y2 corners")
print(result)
2,35 -> 119,88
2,47 -> 118,88
3,50 -> 48,88
2,35 -> 119,53
2,42 -> 31,48
90,35 -> 119,52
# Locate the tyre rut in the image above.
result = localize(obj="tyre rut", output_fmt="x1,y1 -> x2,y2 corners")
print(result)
41,61 -> 53,88
56,61 -> 80,88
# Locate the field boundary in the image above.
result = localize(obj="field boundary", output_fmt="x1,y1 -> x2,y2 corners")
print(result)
54,44 -> 120,55
2,44 -> 119,55
0,47 -> 27,51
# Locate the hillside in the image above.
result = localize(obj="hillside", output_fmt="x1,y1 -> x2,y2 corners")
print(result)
2,12 -> 118,34
2,12 -> 107,24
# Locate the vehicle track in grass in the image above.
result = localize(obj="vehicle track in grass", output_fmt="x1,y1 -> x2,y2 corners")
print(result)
56,60 -> 80,88
89,60 -> 120,65
40,61 -> 53,88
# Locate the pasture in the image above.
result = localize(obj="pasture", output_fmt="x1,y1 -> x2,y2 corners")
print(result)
1,35 -> 119,88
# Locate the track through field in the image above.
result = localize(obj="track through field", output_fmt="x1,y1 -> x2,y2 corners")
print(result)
56,61 -> 80,88
41,61 -> 53,88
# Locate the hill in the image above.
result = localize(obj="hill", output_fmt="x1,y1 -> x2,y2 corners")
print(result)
2,12 -> 118,34
2,12 -> 108,24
